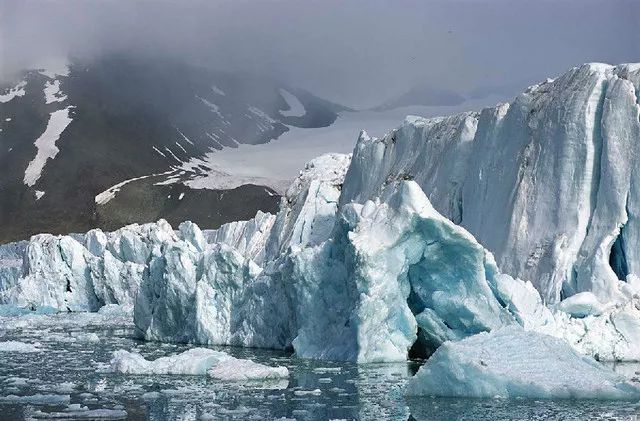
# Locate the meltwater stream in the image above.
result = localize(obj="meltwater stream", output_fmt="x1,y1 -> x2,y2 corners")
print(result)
0,307 -> 639,421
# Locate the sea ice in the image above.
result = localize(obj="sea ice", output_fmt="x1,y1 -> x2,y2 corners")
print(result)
109,348 -> 289,380
406,327 -> 640,399
0,341 -> 41,353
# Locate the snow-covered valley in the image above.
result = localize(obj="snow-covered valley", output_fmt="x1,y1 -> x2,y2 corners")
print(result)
2,62 -> 640,418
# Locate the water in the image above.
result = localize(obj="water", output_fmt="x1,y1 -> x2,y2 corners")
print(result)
0,308 -> 639,420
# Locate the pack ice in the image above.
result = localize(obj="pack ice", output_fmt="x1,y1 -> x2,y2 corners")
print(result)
1,63 -> 640,381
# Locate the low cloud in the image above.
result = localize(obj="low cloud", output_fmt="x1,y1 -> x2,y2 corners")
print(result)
1,0 -> 638,107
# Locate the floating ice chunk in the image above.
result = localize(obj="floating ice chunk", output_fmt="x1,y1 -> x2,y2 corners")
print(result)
109,348 -> 288,381
0,394 -> 70,405
30,407 -> 127,419
207,358 -> 289,381
406,327 -> 640,399
0,341 -> 41,352
293,389 -> 322,396
557,292 -> 607,318
109,348 -> 229,375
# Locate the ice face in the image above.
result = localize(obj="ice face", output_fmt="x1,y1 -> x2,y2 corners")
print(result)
406,327 -> 640,399
341,64 -> 640,305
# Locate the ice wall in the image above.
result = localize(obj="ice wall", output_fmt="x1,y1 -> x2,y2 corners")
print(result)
342,63 -> 640,305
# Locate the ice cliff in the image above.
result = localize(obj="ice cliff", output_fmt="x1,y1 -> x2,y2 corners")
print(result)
1,63 -> 640,365
343,63 -> 640,306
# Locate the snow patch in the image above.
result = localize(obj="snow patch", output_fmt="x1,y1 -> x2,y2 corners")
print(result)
38,60 -> 70,79
279,89 -> 306,117
43,80 -> 67,104
0,80 -> 26,103
95,169 -> 176,205
24,106 -> 74,187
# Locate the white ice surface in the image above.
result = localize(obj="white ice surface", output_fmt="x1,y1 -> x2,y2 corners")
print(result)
406,327 -> 640,399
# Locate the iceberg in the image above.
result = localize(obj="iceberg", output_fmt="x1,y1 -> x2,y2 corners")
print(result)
109,348 -> 289,380
406,327 -> 640,399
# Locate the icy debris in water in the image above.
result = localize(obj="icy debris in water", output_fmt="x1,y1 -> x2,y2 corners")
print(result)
4,377 -> 29,387
109,348 -> 289,380
312,367 -> 342,374
0,394 -> 70,405
293,389 -> 322,396
30,407 -> 127,419
53,382 -> 76,393
406,327 -> 640,399
141,391 -> 161,400
207,358 -> 289,381
0,341 -> 42,352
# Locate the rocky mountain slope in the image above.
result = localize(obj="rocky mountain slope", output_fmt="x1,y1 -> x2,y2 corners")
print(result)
0,55 -> 346,243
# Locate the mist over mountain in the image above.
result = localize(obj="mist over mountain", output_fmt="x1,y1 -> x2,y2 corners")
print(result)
0,54 -> 346,243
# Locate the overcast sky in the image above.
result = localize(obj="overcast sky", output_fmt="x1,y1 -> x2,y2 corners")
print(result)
2,0 -> 639,107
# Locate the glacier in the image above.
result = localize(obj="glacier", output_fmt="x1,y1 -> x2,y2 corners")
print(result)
1,63 -> 640,377
342,63 -> 640,306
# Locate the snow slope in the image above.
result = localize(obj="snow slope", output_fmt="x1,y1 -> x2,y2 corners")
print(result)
184,96 -> 505,194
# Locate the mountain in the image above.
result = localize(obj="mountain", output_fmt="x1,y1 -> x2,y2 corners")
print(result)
0,54 -> 347,243
373,86 -> 466,110
2,63 -> 640,368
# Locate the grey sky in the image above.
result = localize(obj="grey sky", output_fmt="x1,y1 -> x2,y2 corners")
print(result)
1,0 -> 638,107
